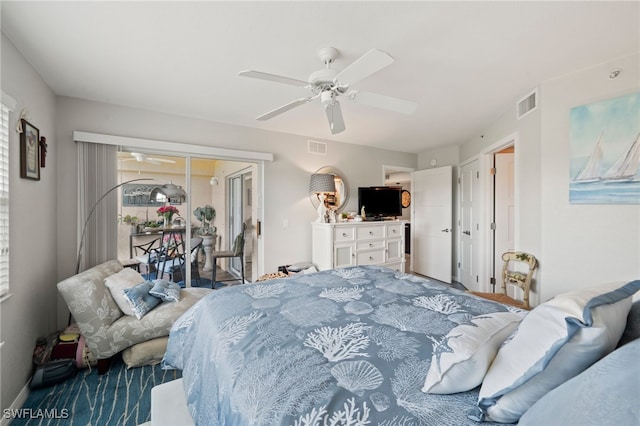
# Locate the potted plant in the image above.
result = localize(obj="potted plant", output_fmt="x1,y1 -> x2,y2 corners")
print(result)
194,205 -> 216,236
120,214 -> 139,233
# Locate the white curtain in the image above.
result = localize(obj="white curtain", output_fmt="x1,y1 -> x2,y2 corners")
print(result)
76,142 -> 118,272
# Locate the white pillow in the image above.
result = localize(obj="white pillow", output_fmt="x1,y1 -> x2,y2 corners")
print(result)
422,311 -> 525,394
470,280 -> 640,424
104,268 -> 146,316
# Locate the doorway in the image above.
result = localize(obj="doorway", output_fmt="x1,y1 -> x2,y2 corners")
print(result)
493,147 -> 515,291
383,165 -> 414,270
476,136 -> 517,293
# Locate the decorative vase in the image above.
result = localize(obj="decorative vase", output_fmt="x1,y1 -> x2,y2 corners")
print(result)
201,235 -> 215,271
163,216 -> 171,228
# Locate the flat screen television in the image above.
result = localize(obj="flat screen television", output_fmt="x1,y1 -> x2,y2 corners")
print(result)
358,186 -> 402,219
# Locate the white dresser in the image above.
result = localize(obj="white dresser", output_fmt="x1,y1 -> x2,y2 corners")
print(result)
311,221 -> 406,272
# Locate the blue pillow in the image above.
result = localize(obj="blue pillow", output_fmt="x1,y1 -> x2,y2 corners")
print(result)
519,338 -> 640,426
470,280 -> 640,423
149,279 -> 181,303
617,299 -> 640,347
123,281 -> 161,319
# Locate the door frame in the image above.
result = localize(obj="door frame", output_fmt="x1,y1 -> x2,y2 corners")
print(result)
477,132 -> 519,292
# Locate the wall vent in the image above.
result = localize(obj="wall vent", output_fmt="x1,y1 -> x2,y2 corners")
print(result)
516,89 -> 538,120
308,140 -> 327,155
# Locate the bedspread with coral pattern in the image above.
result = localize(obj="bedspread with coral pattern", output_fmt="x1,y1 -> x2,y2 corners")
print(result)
163,266 -> 515,426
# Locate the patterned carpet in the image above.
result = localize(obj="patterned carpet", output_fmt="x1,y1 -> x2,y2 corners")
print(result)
13,356 -> 181,426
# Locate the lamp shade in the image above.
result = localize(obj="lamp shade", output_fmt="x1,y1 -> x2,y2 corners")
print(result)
309,173 -> 336,194
150,183 -> 187,203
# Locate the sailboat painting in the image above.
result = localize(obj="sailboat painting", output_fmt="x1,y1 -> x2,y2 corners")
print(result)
570,92 -> 640,204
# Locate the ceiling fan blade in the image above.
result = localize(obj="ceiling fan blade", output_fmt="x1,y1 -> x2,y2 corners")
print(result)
256,96 -> 315,121
349,90 -> 418,115
239,70 -> 309,87
148,158 -> 176,164
334,49 -> 394,86
325,101 -> 346,134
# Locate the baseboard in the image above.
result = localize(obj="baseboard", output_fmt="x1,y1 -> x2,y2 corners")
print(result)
0,382 -> 30,426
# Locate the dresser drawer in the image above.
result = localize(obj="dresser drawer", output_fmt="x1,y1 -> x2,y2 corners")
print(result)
386,224 -> 403,239
357,240 -> 385,250
334,227 -> 355,242
356,225 -> 385,240
356,249 -> 385,265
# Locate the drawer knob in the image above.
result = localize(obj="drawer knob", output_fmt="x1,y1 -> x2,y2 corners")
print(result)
342,233 -> 347,237
369,256 -> 374,260
392,229 -> 397,233
369,231 -> 373,235
369,243 -> 373,247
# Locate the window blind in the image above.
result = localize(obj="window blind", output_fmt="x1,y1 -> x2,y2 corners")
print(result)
0,102 -> 11,298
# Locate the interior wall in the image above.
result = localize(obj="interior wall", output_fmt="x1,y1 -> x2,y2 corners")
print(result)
448,52 -> 639,303
1,34 -> 58,413
538,52 -> 640,302
54,97 -> 417,326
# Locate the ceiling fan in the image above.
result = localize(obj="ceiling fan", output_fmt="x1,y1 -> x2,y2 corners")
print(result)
239,47 -> 418,134
120,152 -> 176,166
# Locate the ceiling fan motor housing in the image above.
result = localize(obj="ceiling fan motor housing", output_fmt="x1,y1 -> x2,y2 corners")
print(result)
309,68 -> 339,87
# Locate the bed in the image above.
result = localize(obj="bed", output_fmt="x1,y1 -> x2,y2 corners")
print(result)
162,266 -> 640,425
162,266 -> 526,425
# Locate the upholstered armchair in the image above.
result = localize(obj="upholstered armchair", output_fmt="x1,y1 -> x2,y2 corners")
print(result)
57,259 -> 211,373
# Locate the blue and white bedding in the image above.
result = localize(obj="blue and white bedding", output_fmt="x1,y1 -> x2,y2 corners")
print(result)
163,266 -> 518,425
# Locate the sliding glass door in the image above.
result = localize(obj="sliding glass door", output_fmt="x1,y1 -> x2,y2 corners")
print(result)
227,168 -> 253,282
117,149 -> 258,286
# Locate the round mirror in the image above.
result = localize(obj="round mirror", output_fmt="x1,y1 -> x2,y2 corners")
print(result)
309,166 -> 349,213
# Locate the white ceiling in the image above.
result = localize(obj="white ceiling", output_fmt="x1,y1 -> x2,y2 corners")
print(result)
2,1 -> 638,154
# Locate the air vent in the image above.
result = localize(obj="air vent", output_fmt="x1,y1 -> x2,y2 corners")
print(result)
516,89 -> 538,120
308,140 -> 327,155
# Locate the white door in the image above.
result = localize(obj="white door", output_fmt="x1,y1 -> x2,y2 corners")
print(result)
459,160 -> 481,291
494,152 -> 515,291
412,166 -> 453,283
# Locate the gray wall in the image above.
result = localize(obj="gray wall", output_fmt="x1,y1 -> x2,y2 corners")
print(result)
1,35 -> 58,413
1,31 -> 417,410
53,99 -> 417,323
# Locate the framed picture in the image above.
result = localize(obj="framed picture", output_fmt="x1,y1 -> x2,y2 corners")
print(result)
569,92 -> 639,204
20,119 -> 40,180
122,183 -> 183,206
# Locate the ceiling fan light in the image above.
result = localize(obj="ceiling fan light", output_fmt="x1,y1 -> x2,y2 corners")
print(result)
320,90 -> 335,106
